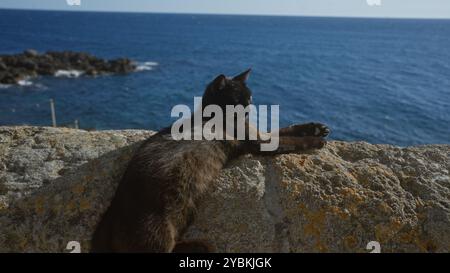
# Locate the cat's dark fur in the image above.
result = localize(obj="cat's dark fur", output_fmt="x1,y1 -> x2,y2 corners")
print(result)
91,69 -> 330,252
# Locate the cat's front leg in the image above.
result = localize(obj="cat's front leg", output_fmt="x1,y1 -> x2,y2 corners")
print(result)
240,136 -> 326,156
279,122 -> 330,138
276,136 -> 326,153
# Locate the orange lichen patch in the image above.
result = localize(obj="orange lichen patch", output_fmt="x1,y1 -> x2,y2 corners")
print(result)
343,169 -> 362,184
72,184 -> 85,194
297,203 -> 307,211
79,198 -> 91,211
374,219 -> 403,243
84,174 -> 96,182
415,238 -> 437,252
315,241 -> 329,252
283,180 -> 303,195
295,157 -> 306,167
391,218 -> 403,229
65,200 -> 77,212
344,235 -> 358,249
301,208 -> 327,237
340,187 -> 364,201
396,228 -> 433,252
329,206 -> 350,220
421,240 -> 437,252
237,222 -> 249,233
277,155 -> 310,170
339,187 -> 366,214
4,231 -> 28,251
397,228 -> 419,244
300,207 -> 327,251
34,196 -> 45,215
377,202 -> 393,214
48,138 -> 57,148
393,214 -> 438,252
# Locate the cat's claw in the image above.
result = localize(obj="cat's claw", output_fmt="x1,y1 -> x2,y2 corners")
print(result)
314,123 -> 330,137
290,122 -> 330,138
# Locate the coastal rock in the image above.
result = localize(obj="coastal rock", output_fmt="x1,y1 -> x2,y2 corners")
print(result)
0,61 -> 7,71
0,50 -> 137,85
0,126 -> 449,253
24,49 -> 38,58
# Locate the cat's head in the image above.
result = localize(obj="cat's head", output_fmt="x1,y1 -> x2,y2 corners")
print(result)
202,69 -> 253,112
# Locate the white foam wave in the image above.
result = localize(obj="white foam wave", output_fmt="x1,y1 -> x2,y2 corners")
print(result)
0,84 -> 12,89
55,70 -> 84,78
18,79 -> 33,86
135,61 -> 159,72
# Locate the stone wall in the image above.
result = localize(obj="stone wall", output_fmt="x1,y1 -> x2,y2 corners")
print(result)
0,126 -> 449,252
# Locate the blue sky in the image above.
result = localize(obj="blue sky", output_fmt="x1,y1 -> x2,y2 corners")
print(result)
0,0 -> 449,19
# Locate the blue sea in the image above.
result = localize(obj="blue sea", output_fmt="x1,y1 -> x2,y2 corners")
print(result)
0,9 -> 449,146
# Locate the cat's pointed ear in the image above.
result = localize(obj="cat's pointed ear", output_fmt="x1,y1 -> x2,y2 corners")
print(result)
233,68 -> 251,83
212,74 -> 227,90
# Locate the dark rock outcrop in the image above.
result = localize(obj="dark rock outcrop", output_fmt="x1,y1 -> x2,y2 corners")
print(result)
0,50 -> 137,85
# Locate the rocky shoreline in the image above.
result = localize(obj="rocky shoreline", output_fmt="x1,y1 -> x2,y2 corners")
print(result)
0,50 -> 137,85
0,126 -> 449,252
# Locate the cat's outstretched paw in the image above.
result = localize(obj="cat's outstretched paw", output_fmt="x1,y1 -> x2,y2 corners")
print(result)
312,123 -> 330,138
299,123 -> 330,137
281,123 -> 330,138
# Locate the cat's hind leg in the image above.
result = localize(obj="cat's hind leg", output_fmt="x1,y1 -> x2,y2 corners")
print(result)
120,214 -> 177,253
91,207 -> 115,253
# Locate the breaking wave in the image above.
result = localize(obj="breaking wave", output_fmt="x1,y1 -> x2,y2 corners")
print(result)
54,70 -> 85,78
135,61 -> 159,72
17,79 -> 33,86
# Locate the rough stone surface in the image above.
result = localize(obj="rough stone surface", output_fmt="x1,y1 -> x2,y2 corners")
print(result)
0,126 -> 449,253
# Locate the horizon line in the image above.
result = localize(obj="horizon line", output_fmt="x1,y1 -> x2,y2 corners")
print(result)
1,7 -> 450,20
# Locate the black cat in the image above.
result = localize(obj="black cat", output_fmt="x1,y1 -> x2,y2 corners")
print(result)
91,69 -> 330,252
